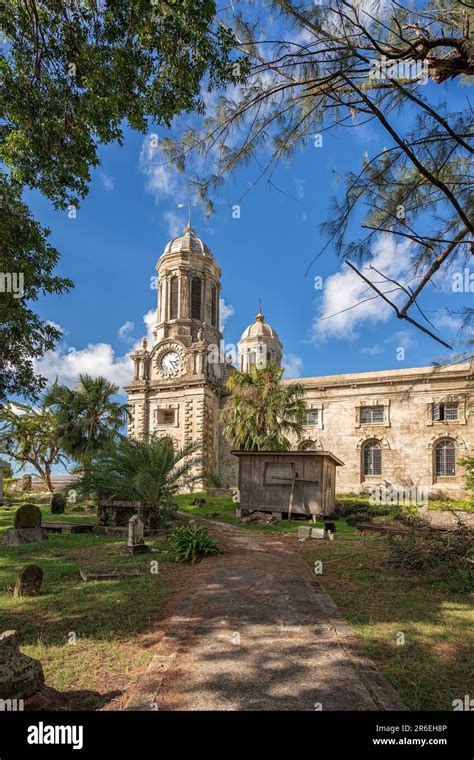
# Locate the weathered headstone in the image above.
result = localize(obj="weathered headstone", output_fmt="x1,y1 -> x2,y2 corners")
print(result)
0,631 -> 44,700
14,504 -> 42,529
21,474 -> 32,492
13,565 -> 43,597
2,504 -> 48,546
123,515 -> 150,556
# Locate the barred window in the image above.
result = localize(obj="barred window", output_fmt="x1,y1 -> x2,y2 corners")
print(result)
191,277 -> 202,320
435,439 -> 456,477
361,406 -> 384,424
157,409 -> 175,425
306,409 -> 319,425
444,403 -> 459,421
169,276 -> 179,320
432,402 -> 459,421
363,441 -> 382,476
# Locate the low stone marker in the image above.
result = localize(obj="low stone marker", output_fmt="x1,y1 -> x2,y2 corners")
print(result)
80,569 -> 142,582
123,515 -> 150,556
14,504 -> 42,529
13,565 -> 43,597
0,630 -> 45,700
297,526 -> 312,540
311,527 -> 327,540
2,504 -> 48,547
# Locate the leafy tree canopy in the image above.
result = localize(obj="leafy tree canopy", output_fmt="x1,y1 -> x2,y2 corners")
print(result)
1,0 -> 247,209
0,0 -> 247,399
0,399 -> 67,492
0,174 -> 73,401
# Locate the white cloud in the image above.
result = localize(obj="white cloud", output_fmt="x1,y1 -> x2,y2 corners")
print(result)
220,298 -> 235,331
139,134 -> 180,201
34,310 -> 158,395
391,330 -> 415,351
163,210 -> 183,238
282,353 -> 303,379
35,343 -> 132,391
46,320 -> 65,335
361,343 -> 384,355
313,234 -> 412,340
99,171 -> 114,191
432,312 -> 463,334
142,309 -> 156,346
118,320 -> 135,343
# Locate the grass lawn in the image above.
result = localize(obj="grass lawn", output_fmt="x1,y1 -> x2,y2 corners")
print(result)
0,502 -> 189,710
1,491 -> 471,711
175,492 -> 355,534
301,536 -> 473,711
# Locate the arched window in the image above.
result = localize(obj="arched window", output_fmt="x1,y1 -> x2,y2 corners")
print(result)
299,440 -> 317,451
191,277 -> 202,320
363,440 -> 382,476
169,276 -> 179,320
435,439 -> 456,477
211,286 -> 217,326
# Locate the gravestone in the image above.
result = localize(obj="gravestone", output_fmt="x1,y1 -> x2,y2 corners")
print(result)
13,565 -> 43,597
2,504 -> 48,546
123,515 -> 150,556
0,631 -> 44,699
21,474 -> 32,491
14,504 -> 42,529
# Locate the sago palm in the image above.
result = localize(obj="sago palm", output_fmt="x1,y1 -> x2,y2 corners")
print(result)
221,363 -> 306,450
75,436 -> 203,521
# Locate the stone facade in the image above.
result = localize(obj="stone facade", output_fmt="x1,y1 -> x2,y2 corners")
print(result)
125,227 -> 473,498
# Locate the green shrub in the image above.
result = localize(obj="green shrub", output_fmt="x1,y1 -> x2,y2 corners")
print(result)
339,498 -> 392,519
345,511 -> 372,527
50,492 -> 66,514
170,522 -> 220,563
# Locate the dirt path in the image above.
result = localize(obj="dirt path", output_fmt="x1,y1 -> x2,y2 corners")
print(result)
126,521 -> 405,712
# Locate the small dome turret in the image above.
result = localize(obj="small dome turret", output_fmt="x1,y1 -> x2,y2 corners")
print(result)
238,306 -> 283,371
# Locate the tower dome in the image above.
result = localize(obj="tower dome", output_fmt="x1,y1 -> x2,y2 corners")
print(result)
237,307 -> 283,371
162,225 -> 213,258
154,224 -> 221,348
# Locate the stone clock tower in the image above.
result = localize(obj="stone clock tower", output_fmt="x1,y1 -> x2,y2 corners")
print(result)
125,224 -> 226,484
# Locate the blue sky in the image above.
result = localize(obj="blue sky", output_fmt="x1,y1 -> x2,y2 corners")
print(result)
26,77 -> 472,395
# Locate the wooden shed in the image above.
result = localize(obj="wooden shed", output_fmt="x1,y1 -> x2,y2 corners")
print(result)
232,450 -> 344,519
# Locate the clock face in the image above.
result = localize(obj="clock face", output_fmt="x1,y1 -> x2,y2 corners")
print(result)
160,351 -> 181,373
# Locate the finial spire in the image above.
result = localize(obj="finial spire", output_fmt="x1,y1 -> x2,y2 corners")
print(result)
178,201 -> 194,233
256,299 -> 264,323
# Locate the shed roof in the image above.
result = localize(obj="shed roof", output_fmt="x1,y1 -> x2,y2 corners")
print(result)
231,450 -> 344,466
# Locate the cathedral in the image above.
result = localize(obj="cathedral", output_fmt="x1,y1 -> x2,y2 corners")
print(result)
125,225 -> 473,499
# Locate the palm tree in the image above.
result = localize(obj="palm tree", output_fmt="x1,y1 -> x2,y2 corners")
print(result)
74,436 -> 202,526
44,375 -> 128,465
221,363 -> 306,450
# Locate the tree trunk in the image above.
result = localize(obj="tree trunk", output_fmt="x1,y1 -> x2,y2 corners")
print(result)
43,468 -> 54,493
